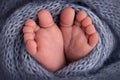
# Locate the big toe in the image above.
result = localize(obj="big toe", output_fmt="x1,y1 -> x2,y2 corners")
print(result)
60,7 -> 75,27
60,7 -> 75,48
38,10 -> 55,28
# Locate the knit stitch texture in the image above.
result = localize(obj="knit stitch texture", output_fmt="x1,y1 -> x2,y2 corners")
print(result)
0,0 -> 120,80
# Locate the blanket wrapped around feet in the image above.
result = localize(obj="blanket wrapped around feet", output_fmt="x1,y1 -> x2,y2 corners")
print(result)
0,0 -> 120,80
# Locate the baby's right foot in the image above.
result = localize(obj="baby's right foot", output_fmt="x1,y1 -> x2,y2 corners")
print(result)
60,7 -> 99,63
23,10 -> 65,72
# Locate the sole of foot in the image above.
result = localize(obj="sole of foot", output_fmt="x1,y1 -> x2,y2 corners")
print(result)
60,7 -> 99,63
23,10 -> 66,72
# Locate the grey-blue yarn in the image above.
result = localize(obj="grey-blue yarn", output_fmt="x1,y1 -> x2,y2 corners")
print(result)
0,0 -> 120,80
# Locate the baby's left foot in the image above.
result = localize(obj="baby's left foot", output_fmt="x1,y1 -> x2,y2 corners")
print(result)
23,10 -> 65,72
60,7 -> 99,62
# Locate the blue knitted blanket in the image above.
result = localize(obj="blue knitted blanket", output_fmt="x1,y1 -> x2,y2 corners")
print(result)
0,0 -> 120,80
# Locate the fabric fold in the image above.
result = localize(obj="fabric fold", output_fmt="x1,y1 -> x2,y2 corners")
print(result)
0,0 -> 117,80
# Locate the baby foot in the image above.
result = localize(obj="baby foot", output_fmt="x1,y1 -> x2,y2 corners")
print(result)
23,10 -> 66,72
60,7 -> 99,63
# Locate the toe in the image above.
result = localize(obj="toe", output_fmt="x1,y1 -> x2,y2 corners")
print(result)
89,33 -> 99,47
85,24 -> 96,35
60,7 -> 75,27
24,19 -> 40,32
60,7 -> 75,49
25,19 -> 37,29
76,11 -> 92,27
81,17 -> 92,27
38,10 -> 54,28
26,39 -> 37,55
23,33 -> 35,42
23,26 -> 34,33
75,11 -> 87,26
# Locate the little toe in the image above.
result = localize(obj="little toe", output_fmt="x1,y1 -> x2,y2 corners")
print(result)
89,33 -> 99,47
60,7 -> 75,27
26,39 -> 37,55
38,10 -> 55,28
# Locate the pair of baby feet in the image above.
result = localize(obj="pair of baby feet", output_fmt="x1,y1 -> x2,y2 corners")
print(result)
23,7 -> 98,72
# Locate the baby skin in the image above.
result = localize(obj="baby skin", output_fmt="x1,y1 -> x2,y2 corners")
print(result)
23,7 -> 98,72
